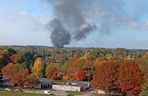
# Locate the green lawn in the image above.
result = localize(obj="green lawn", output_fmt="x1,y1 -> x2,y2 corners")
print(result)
65,91 -> 81,95
0,91 -> 47,96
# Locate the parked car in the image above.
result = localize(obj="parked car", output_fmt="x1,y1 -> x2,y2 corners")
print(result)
44,90 -> 56,96
44,90 -> 52,95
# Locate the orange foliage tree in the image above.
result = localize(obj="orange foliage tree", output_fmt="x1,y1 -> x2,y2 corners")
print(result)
46,66 -> 58,79
73,69 -> 86,81
93,58 -> 108,68
118,60 -> 144,96
68,52 -> 81,72
2,63 -> 22,76
51,72 -> 58,80
10,68 -> 29,87
62,72 -> 71,80
91,61 -> 119,91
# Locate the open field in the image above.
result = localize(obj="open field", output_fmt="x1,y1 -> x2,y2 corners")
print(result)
0,91 -> 48,96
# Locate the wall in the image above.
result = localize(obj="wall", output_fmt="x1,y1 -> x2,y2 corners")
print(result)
52,84 -> 81,92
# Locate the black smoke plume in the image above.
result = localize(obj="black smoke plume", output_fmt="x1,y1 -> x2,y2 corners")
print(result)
45,0 -> 135,48
49,19 -> 71,48
45,0 -> 96,48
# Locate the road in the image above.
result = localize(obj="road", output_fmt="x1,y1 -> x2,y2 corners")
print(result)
23,89 -> 93,96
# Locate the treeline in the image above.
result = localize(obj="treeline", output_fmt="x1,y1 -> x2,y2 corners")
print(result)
0,46 -> 147,95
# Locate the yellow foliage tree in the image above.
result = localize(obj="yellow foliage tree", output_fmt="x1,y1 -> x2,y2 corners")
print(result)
32,57 -> 44,78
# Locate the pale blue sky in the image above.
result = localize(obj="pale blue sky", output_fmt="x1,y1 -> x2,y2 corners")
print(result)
0,0 -> 148,49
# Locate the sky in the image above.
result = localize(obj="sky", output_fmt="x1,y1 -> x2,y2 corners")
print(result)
0,0 -> 148,49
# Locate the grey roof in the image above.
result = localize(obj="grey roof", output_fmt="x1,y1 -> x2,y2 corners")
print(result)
39,78 -> 53,83
65,80 -> 90,87
66,80 -> 90,84
1,76 -> 10,81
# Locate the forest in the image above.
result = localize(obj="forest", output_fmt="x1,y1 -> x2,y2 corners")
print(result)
0,46 -> 147,96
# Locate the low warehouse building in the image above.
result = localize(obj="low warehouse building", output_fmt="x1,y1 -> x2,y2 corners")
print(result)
52,81 -> 90,92
53,84 -> 81,92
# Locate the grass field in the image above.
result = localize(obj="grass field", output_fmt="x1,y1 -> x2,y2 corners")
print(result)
65,91 -> 81,95
0,91 -> 48,96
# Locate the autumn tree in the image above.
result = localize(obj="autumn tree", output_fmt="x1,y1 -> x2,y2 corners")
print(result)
91,61 -> 119,92
93,58 -> 108,68
10,68 -> 29,87
62,72 -> 71,80
81,51 -> 94,80
60,63 -> 69,73
48,58 -> 56,63
0,49 -> 9,70
82,51 -> 94,69
0,48 -> 16,67
1,63 -> 29,87
21,74 -> 39,88
9,54 -> 17,63
110,48 -> 128,62
73,69 -> 86,81
46,66 -> 58,79
51,72 -> 58,80
140,81 -> 148,96
2,63 -> 22,76
118,61 -> 144,96
138,52 -> 148,80
32,57 -> 44,78
68,52 -> 81,72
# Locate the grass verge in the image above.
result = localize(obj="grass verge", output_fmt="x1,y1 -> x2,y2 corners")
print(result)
65,91 -> 81,95
0,91 -> 47,96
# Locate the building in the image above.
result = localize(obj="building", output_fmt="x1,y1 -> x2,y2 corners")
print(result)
34,78 -> 53,89
0,76 -> 12,86
52,80 -> 90,92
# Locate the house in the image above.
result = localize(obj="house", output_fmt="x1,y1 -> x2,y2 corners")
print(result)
52,80 -> 90,92
0,76 -> 12,86
34,78 -> 53,89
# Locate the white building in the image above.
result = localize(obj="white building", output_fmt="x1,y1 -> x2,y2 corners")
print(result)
53,84 -> 81,91
52,80 -> 90,92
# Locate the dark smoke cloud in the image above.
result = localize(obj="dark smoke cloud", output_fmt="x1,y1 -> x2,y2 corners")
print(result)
45,0 -> 96,47
45,0 -> 137,47
49,19 -> 71,48
74,23 -> 97,41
